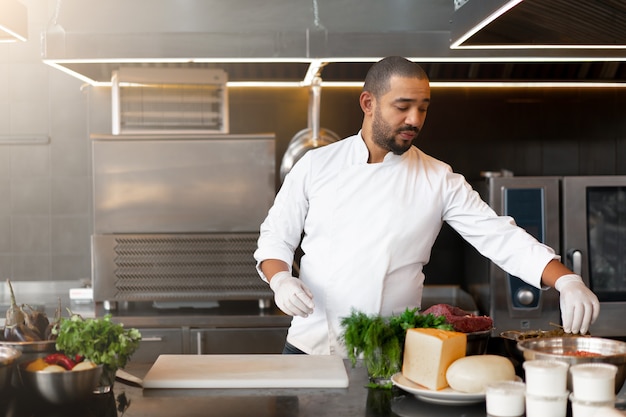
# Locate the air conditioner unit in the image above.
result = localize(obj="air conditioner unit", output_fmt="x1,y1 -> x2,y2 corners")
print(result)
111,67 -> 228,135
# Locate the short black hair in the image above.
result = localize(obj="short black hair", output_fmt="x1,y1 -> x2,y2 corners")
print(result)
363,56 -> 429,98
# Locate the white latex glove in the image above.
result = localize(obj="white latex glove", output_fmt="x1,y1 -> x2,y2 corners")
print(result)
269,271 -> 314,317
555,274 -> 600,334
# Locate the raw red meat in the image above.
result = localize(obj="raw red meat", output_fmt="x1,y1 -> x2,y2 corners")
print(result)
422,303 -> 493,333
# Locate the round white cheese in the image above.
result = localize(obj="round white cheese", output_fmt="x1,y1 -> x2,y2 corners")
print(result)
446,354 -> 516,393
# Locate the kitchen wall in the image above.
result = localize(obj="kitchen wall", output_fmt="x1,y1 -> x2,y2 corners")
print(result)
0,1 -> 91,284
1,1 -> 625,285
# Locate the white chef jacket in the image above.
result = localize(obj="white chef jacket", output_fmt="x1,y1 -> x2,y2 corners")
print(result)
254,132 -> 557,357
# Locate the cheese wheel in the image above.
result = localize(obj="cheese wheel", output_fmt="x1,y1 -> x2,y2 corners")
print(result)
402,328 -> 467,390
446,354 -> 516,393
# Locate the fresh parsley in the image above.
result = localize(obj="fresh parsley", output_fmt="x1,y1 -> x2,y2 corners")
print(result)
53,313 -> 142,371
340,307 -> 453,387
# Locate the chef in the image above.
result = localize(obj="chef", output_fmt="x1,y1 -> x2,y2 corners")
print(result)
254,56 -> 600,357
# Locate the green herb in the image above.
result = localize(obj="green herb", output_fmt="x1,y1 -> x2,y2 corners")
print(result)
53,313 -> 141,371
340,307 -> 453,387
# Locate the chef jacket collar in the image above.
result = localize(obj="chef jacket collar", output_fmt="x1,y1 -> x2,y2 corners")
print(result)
356,130 -> 409,165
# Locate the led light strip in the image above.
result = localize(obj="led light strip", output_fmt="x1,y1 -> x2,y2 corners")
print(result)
44,57 -> 626,88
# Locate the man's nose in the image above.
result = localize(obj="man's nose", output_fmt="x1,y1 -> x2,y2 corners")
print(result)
405,109 -> 423,128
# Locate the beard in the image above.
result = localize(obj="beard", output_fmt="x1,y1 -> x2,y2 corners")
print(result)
371,110 -> 419,156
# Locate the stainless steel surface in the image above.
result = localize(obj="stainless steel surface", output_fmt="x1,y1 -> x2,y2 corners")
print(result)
91,134 -> 276,304
280,77 -> 340,181
18,363 -> 104,405
41,0 -> 626,85
92,233 -> 272,303
91,134 -> 275,234
190,327 -> 288,354
130,328 -> 184,363
517,336 -> 626,394
561,176 -> 626,338
0,280 -> 94,326
451,0 -> 626,48
0,341 -> 56,361
112,67 -> 229,135
465,176 -> 561,335
0,346 -> 21,393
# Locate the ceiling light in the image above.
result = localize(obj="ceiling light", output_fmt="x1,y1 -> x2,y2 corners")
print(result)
0,0 -> 27,43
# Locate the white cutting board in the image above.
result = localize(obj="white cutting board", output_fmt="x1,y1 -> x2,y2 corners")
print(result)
142,354 -> 350,389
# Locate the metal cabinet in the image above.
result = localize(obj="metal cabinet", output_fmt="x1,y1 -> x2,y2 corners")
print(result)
132,328 -> 187,363
132,326 -> 288,361
190,327 -> 288,354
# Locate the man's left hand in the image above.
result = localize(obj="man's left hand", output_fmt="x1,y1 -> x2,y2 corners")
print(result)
555,274 -> 600,334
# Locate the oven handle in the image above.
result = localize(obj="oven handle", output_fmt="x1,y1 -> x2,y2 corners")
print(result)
567,249 -> 583,276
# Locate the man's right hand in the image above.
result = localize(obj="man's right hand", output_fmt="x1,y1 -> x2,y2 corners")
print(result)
269,271 -> 315,317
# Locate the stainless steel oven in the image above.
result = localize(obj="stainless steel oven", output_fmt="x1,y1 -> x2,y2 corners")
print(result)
465,174 -> 626,337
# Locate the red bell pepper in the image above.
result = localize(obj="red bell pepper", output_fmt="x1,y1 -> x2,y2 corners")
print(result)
44,352 -> 76,370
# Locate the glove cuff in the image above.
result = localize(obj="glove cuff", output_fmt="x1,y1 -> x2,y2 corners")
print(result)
554,274 -> 584,292
269,270 -> 291,292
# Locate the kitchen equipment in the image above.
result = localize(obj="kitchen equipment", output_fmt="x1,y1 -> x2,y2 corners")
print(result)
112,67 -> 228,135
279,76 -> 340,182
517,337 -> 626,393
465,175 -> 626,337
142,354 -> 349,389
91,134 -> 276,306
0,346 -> 21,392
18,363 -> 104,405
0,340 -> 55,365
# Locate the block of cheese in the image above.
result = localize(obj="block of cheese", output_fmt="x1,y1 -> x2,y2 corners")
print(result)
402,328 -> 467,390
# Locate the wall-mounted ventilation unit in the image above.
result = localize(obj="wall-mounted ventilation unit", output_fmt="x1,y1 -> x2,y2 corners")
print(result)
112,67 -> 228,135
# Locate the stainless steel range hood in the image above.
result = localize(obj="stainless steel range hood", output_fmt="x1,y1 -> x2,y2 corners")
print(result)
451,0 -> 626,49
41,0 -> 626,85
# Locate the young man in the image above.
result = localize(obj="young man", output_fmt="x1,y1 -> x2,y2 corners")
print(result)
254,56 -> 600,356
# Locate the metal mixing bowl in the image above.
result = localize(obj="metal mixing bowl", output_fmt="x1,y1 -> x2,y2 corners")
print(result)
517,337 -> 626,393
0,346 -> 22,392
0,340 -> 56,364
18,362 -> 104,405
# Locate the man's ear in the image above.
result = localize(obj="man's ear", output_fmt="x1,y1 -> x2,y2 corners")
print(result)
360,91 -> 374,115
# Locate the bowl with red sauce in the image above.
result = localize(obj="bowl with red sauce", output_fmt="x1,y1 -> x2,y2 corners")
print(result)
517,336 -> 626,394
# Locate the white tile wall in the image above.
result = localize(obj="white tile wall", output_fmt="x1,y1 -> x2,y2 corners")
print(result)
0,0 -> 91,282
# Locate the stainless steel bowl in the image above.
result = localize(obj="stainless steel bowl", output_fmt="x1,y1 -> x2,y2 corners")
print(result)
0,346 -> 22,392
517,336 -> 626,393
0,340 -> 56,386
18,362 -> 104,405
0,340 -> 56,363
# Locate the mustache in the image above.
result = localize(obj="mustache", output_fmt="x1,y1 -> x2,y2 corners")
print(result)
397,126 -> 419,134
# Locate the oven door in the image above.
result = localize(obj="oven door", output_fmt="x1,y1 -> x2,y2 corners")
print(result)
468,176 -> 562,333
562,176 -> 626,337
